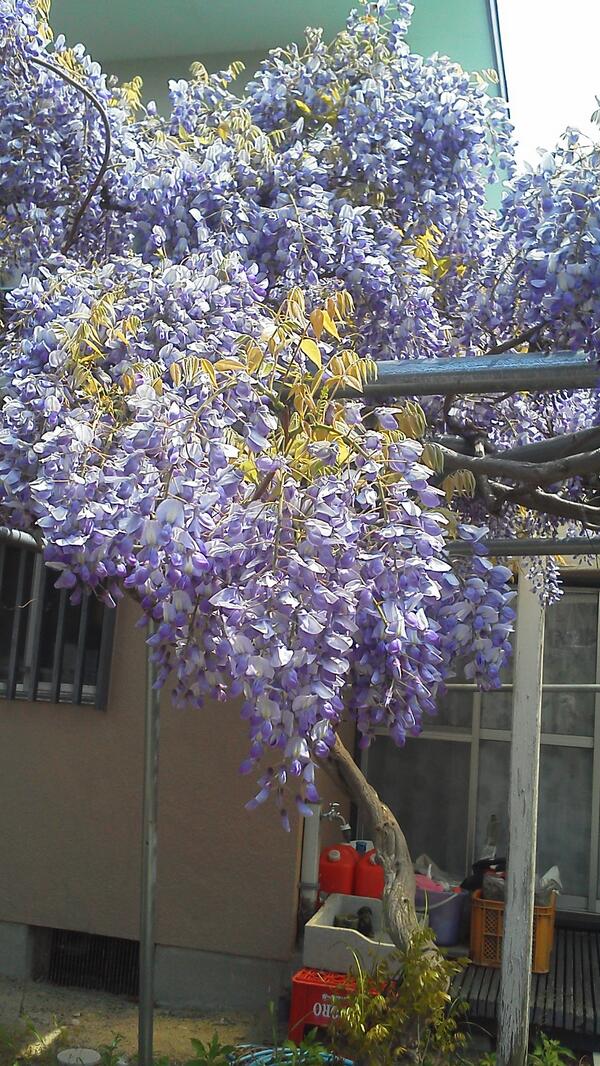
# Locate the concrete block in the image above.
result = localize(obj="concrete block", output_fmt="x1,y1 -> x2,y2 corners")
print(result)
155,944 -> 287,1012
0,921 -> 33,980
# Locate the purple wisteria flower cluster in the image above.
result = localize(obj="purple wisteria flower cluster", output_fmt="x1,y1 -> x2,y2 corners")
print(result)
1,0 -> 595,817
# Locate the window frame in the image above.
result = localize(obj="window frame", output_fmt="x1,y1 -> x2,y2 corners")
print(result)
361,585 -> 600,915
0,547 -> 115,709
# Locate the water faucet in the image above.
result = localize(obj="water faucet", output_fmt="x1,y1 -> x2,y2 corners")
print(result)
320,801 -> 352,841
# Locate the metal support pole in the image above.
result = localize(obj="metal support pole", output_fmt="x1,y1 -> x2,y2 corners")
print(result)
352,350 -> 599,399
497,567 -> 545,1066
139,623 -> 160,1066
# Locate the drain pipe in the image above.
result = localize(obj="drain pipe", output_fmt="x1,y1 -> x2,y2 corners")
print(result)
299,803 -> 322,919
299,802 -> 353,921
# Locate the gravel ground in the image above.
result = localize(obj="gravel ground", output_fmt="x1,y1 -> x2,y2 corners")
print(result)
0,977 -> 256,1064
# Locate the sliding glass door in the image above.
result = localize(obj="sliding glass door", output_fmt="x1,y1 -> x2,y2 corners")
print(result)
363,588 -> 600,912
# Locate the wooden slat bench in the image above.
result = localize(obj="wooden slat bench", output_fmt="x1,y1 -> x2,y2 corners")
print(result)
453,928 -> 600,1048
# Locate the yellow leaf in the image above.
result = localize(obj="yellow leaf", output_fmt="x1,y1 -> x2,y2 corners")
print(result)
214,357 -> 245,372
321,309 -> 340,339
299,337 -> 322,369
295,100 -> 312,116
200,359 -> 217,387
181,355 -> 200,383
310,308 -> 324,341
247,345 -> 265,373
287,286 -> 306,322
326,296 -> 341,321
169,363 -> 182,386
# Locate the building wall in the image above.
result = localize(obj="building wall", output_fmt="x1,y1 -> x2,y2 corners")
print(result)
0,594 -> 345,966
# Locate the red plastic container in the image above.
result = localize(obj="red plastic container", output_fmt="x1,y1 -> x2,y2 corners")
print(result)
289,968 -> 354,1042
319,844 -> 359,896
354,849 -> 384,899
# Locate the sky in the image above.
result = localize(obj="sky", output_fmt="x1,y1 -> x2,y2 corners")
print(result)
497,0 -> 600,166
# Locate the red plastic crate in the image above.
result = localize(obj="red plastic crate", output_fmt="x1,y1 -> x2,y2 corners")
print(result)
289,968 -> 354,1042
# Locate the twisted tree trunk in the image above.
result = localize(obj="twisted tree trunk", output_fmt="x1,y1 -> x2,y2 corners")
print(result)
326,734 -> 419,952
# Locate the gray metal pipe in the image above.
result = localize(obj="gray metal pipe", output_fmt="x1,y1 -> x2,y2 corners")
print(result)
138,623 -> 160,1066
351,350 -> 599,398
446,537 -> 600,558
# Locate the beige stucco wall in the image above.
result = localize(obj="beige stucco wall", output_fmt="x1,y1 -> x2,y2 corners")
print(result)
0,596 -> 348,962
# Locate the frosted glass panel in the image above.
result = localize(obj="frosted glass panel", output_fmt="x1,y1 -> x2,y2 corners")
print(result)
367,737 -> 470,880
481,691 -> 512,731
543,593 -> 597,684
538,746 -> 592,898
542,691 -> 594,736
476,740 -> 510,859
424,689 -> 472,730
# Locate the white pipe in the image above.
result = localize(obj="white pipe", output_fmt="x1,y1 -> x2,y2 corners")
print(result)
299,803 -> 322,913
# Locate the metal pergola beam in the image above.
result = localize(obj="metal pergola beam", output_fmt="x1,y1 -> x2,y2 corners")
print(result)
447,537 -> 600,558
354,350 -> 598,398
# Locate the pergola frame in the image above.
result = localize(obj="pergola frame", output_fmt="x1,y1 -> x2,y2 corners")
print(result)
2,349 -> 600,1066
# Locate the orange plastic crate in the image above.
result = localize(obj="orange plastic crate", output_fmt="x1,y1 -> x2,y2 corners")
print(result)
470,889 -> 556,974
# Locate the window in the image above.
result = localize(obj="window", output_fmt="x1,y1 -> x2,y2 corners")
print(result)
363,587 -> 600,915
0,544 -> 115,708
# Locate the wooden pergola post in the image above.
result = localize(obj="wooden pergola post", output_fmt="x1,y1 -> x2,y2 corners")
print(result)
497,565 -> 545,1066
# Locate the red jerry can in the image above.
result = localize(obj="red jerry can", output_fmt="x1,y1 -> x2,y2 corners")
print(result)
354,849 -> 384,898
318,844 -> 358,896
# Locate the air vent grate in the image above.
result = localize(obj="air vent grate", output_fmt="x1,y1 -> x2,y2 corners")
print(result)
46,928 -> 139,997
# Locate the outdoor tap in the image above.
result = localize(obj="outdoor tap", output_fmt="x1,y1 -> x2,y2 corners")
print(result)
320,801 -> 352,841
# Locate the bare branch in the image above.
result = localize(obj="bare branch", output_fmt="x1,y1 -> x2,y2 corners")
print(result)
474,439 -> 500,512
29,56 -> 112,253
323,735 -> 420,952
484,321 -> 547,356
439,443 -> 600,488
489,482 -> 600,528
500,425 -> 600,463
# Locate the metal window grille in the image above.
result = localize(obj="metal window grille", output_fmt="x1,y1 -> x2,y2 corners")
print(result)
0,544 -> 115,708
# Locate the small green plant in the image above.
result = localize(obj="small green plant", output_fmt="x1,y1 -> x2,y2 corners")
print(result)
267,1028 -> 332,1064
480,1032 -> 574,1066
185,1034 -> 236,1066
329,927 -> 468,1065
529,1033 -> 574,1066
251,1002 -> 333,1064
98,1034 -> 125,1066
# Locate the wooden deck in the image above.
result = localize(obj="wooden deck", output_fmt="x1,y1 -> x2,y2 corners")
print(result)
454,928 -> 600,1047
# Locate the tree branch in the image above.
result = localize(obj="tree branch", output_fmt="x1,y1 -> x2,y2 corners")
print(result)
439,443 -> 600,488
500,425 -> 600,463
474,439 -> 500,512
489,482 -> 600,528
29,56 -> 112,253
322,735 -> 420,952
484,321 -> 547,356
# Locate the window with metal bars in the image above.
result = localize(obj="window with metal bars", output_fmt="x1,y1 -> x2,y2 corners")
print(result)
0,544 -> 115,708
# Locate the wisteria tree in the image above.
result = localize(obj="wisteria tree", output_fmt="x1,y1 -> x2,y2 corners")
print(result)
2,0 -> 600,950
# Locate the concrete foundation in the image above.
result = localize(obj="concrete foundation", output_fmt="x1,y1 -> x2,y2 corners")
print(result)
155,944 -> 289,1012
0,920 -> 293,1014
0,920 -> 33,980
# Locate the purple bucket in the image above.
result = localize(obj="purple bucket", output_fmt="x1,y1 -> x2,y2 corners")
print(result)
415,888 -> 466,946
